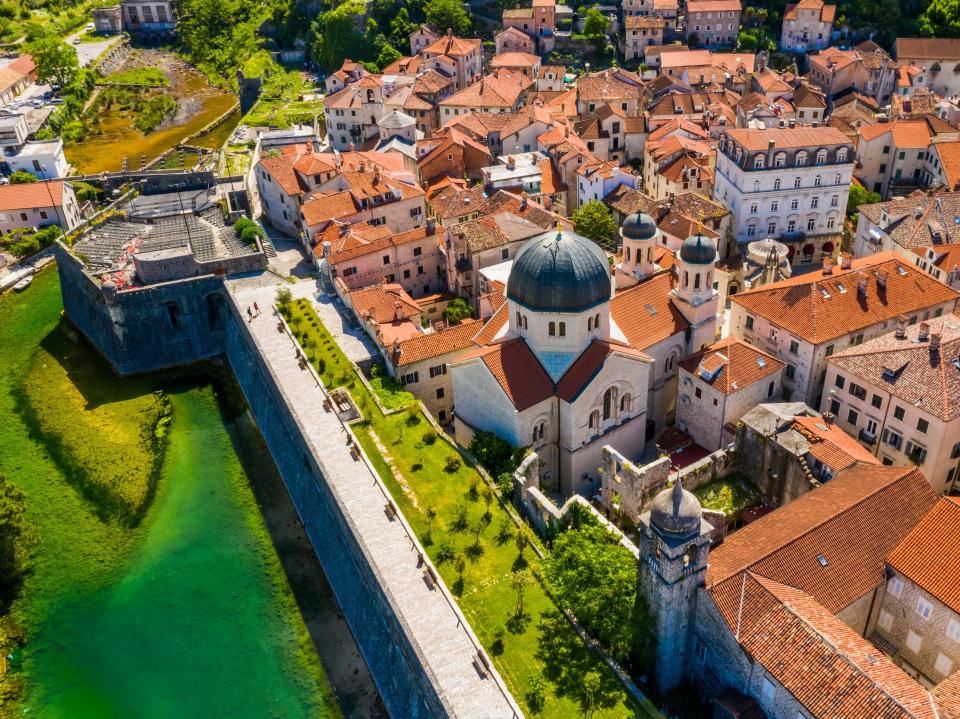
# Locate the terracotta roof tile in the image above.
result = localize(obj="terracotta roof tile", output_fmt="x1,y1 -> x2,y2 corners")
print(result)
897,38 -> 960,61
731,253 -> 960,344
934,670 -> 960,719
456,338 -> 553,410
707,464 -> 939,618
0,179 -> 64,210
724,125 -> 850,151
556,340 -> 650,401
792,415 -> 880,471
395,319 -> 481,366
611,271 -> 689,349
679,337 -> 783,394
472,303 -> 509,345
888,497 -> 960,614
350,282 -> 422,324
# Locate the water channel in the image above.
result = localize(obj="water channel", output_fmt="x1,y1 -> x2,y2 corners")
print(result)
0,269 -> 380,718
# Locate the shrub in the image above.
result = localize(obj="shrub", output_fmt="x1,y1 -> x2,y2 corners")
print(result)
444,455 -> 462,473
8,170 -> 36,184
422,430 -> 437,445
469,430 -> 525,477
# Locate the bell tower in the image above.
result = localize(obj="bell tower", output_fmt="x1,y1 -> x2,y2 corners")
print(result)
672,227 -> 719,351
618,211 -> 658,285
637,480 -> 712,692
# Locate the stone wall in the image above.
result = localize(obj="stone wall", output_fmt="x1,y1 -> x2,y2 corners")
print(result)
599,448 -> 671,523
55,255 -> 480,716
223,302 -> 454,718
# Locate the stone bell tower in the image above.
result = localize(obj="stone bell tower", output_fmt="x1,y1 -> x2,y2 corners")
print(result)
637,479 -> 712,691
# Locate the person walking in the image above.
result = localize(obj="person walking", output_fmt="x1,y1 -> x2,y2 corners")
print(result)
253,301 -> 261,316
246,306 -> 253,321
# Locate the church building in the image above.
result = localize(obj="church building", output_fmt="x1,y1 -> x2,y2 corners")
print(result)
451,215 -> 719,496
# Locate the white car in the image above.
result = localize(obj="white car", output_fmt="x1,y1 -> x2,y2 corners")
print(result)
86,22 -> 95,31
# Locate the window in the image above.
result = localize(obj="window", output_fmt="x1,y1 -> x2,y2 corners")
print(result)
559,322 -> 566,336
549,321 -> 557,336
837,148 -> 847,162
402,371 -> 420,384
754,155 -> 765,169
745,315 -> 754,330
848,382 -> 866,400
814,175 -> 822,187
906,440 -> 927,464
871,394 -> 882,409
413,246 -> 422,257
889,576 -> 904,597
825,344 -> 834,357
917,418 -> 929,434
750,203 -> 758,213
771,201 -> 779,212
790,199 -> 799,210
830,398 -> 841,416
906,630 -> 922,654
917,596 -> 934,620
382,255 -> 390,265
589,410 -> 599,429
878,609 -> 893,631
835,375 -> 845,389
693,637 -> 706,662
695,387 -> 702,399
894,405 -> 905,421
831,195 -> 839,207
816,149 -> 827,164
768,381 -> 775,398
794,177 -> 801,188
786,364 -> 796,380
774,178 -> 782,190
789,340 -> 799,355
936,653 -> 954,677
620,393 -> 631,413
807,219 -> 816,232
768,221 -> 777,234
501,248 -> 509,260
947,619 -> 960,642
811,197 -> 819,209
847,408 -> 859,425
435,387 -> 445,400
603,387 -> 616,420
429,364 -> 447,378
796,151 -> 807,166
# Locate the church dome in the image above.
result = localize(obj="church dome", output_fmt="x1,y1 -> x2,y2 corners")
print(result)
680,232 -> 717,265
621,212 -> 657,241
506,229 -> 612,312
650,480 -> 702,536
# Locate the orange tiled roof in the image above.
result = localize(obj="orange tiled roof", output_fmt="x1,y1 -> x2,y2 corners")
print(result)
731,253 -> 960,344
0,179 -> 63,210
611,271 -> 689,350
934,670 -> 960,718
707,464 -> 939,619
792,414 -> 880,471
679,336 -> 783,394
734,573 -> 938,719
888,497 -> 960,615
350,282 -> 422,324
556,340 -> 650,401
395,319 -> 481,366
859,119 -> 932,148
456,338 -> 554,410
472,303 -> 509,345
724,125 -> 849,151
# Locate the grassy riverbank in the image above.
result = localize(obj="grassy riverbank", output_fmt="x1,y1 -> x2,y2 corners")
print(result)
0,269 -> 343,718
281,297 -> 656,718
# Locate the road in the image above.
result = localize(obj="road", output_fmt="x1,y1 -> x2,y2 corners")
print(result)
64,30 -> 122,68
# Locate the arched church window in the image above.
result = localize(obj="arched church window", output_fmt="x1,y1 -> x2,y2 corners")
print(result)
589,410 -> 600,430
588,317 -> 593,331
559,322 -> 566,336
694,273 -> 701,290
683,270 -> 689,288
603,387 -> 618,420
538,423 -> 545,440
595,313 -> 600,328
647,247 -> 653,263
626,246 -> 631,262
523,315 -> 528,329
549,321 -> 556,336
683,544 -> 698,567
620,393 -> 631,413
516,311 -> 522,326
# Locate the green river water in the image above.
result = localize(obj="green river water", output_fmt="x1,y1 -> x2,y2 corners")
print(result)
0,269 -> 340,718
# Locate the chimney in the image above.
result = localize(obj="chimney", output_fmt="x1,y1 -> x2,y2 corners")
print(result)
930,332 -> 941,352
876,270 -> 888,292
520,194 -> 528,210
359,160 -> 366,173
895,316 -> 906,339
857,276 -> 868,296
789,118 -> 797,128
822,256 -> 834,275
543,195 -> 553,210
914,206 -> 923,219
919,321 -> 931,341
839,252 -> 852,270
507,155 -> 516,170
373,166 -> 382,185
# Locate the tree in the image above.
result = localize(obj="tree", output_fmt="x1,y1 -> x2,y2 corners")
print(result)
542,523 -> 652,665
469,519 -> 484,548
377,41 -> 402,70
8,170 -> 36,184
423,0 -> 471,35
686,31 -> 700,47
511,568 -> 530,617
469,429 -> 525,477
847,183 -> 881,215
311,0 -> 374,73
389,7 -> 415,47
582,671 -> 602,718
919,0 -> 960,36
443,297 -> 472,325
571,200 -> 618,248
454,551 -> 466,580
0,474 -> 29,612
527,673 -> 547,714
581,6 -> 608,37
27,36 -> 79,88
426,506 -> 437,534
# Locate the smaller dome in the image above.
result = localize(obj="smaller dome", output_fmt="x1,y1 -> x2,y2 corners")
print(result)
621,212 -> 657,241
680,232 -> 717,265
650,480 -> 702,536
379,110 -> 416,129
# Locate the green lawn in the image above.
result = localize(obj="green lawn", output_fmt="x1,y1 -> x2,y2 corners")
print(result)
101,67 -> 170,87
240,53 -> 322,129
692,473 -> 762,517
280,297 -> 659,719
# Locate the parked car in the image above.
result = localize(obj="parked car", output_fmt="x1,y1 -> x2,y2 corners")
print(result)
85,22 -> 95,32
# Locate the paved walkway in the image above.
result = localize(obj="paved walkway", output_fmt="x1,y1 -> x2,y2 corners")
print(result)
227,280 -> 521,719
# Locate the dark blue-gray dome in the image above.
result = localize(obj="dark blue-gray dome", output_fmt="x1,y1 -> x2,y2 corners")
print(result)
680,232 -> 716,265
506,230 -> 611,312
621,212 -> 657,241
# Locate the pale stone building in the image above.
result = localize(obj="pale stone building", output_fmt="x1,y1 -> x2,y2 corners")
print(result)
823,314 -> 960,493
677,336 -> 784,450
779,0 -> 834,53
729,252 -> 960,407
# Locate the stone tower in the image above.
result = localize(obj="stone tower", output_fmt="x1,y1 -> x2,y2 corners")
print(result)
637,479 -> 712,692
672,228 -> 719,351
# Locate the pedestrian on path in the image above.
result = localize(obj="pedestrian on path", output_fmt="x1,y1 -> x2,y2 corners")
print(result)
247,306 -> 253,322
254,301 -> 261,316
